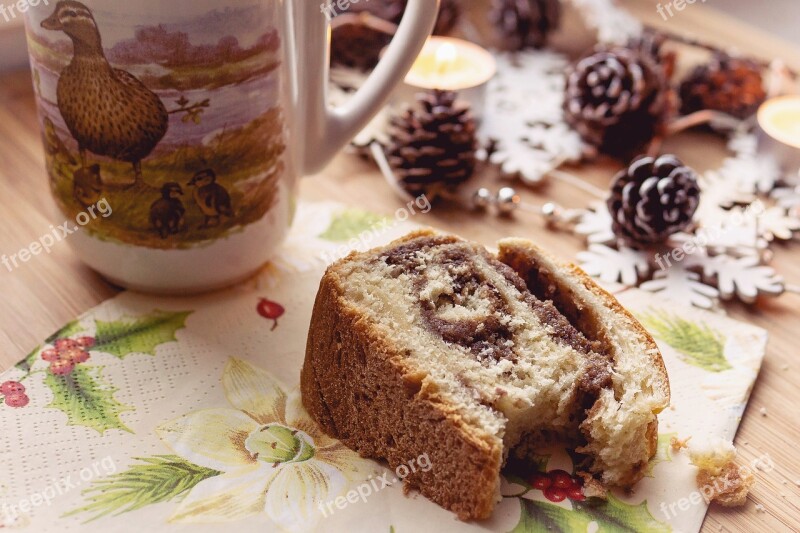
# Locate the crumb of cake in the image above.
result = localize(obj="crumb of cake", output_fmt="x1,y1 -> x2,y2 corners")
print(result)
670,435 -> 691,452
576,471 -> 608,500
755,503 -> 766,513
759,407 -> 768,416
781,364 -> 790,371
754,458 -> 772,472
690,439 -> 755,507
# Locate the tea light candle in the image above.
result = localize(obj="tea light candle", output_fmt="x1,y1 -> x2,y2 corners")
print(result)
757,95 -> 800,174
397,37 -> 497,119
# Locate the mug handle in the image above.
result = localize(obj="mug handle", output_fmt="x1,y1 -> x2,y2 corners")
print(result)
294,0 -> 440,175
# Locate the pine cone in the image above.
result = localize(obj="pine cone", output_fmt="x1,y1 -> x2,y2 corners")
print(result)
607,155 -> 700,245
679,54 -> 766,119
564,46 -> 670,158
491,0 -> 561,50
344,0 -> 460,35
330,13 -> 397,70
387,90 -> 477,199
627,29 -> 676,80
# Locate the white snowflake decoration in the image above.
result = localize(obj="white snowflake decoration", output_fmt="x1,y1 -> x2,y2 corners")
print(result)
773,187 -> 800,216
574,201 -> 615,245
640,265 -> 720,310
567,0 -> 642,45
703,255 -> 784,304
479,51 -> 589,184
576,244 -> 651,286
757,205 -> 800,241
568,163 -> 793,307
718,133 -> 782,194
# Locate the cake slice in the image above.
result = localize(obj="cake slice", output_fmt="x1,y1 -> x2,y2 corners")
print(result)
301,230 -> 669,519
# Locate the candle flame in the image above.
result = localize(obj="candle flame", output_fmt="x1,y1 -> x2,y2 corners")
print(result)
434,43 -> 458,75
759,96 -> 800,149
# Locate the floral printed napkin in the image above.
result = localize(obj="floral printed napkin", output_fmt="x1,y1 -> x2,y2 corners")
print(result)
0,202 -> 767,533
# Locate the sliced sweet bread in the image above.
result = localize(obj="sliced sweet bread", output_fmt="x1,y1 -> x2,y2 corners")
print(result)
301,230 -> 669,520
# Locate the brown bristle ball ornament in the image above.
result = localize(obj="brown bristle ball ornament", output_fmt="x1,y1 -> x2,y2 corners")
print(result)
564,45 -> 670,159
330,13 -> 396,70
490,0 -> 562,50
679,54 -> 767,119
343,0 -> 461,35
607,155 -> 701,246
387,90 -> 477,200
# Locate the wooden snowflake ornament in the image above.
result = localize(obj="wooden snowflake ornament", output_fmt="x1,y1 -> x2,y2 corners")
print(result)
479,51 -> 590,185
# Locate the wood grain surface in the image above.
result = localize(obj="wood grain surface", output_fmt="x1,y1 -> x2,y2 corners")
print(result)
0,1 -> 798,531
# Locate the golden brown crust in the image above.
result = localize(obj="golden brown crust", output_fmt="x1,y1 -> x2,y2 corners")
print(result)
301,260 -> 502,520
496,238 -> 670,407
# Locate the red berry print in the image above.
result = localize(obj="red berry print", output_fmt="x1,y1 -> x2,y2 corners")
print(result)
550,469 -> 573,490
50,359 -> 75,376
62,348 -> 90,364
54,338 -> 80,351
0,380 -> 25,395
543,486 -> 567,503
4,392 -> 29,408
565,485 -> 585,501
257,298 -> 285,331
73,351 -> 90,364
41,348 -> 60,362
529,472 -> 552,490
76,336 -> 96,348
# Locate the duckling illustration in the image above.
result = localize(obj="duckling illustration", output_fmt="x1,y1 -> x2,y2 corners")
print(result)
73,164 -> 103,207
41,1 -> 168,185
188,169 -> 233,229
44,117 -> 77,166
150,182 -> 186,239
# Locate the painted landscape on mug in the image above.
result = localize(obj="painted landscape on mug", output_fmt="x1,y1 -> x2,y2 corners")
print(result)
25,2 -> 287,249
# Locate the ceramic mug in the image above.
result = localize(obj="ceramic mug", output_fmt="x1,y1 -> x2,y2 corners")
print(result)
24,0 -> 438,293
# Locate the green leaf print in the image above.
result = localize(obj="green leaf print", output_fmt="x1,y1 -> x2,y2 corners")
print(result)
93,310 -> 192,358
44,365 -> 133,434
644,433 -> 676,477
46,319 -> 85,343
318,208 -> 389,242
511,494 -> 671,533
640,311 -> 731,372
66,455 -> 221,522
15,346 -> 40,373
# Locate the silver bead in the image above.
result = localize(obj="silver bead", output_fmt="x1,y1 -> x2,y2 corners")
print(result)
541,202 -> 560,220
496,187 -> 520,215
472,188 -> 493,210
